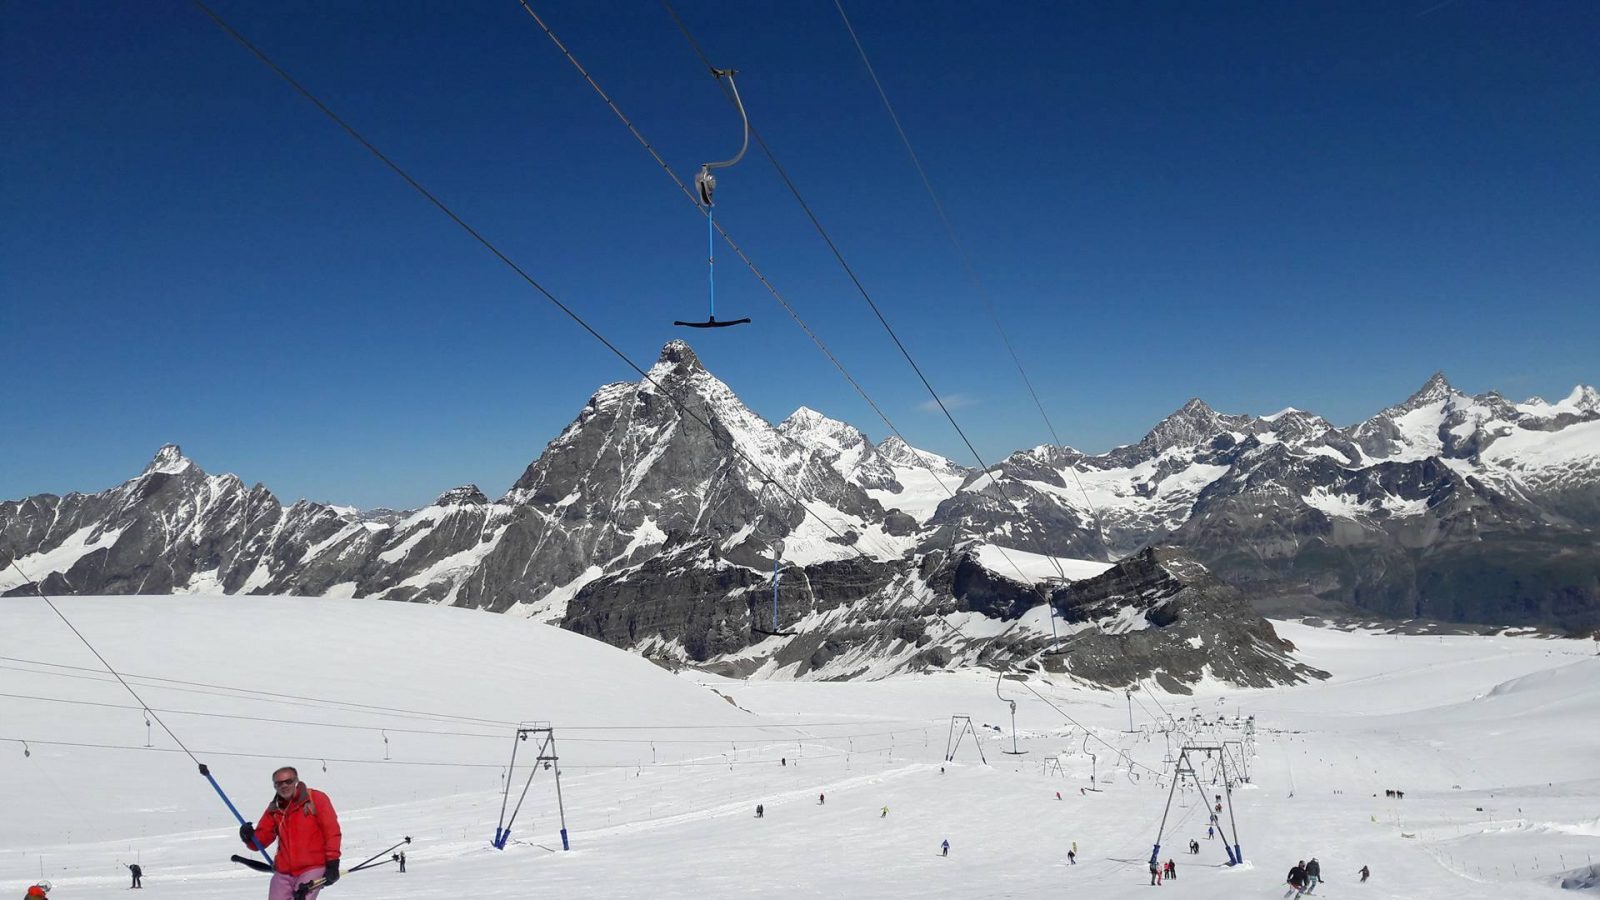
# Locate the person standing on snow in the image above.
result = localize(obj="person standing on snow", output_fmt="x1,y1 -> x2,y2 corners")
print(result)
1358,864 -> 1370,882
239,766 -> 341,900
24,882 -> 50,899
880,806 -> 888,818
1304,856 -> 1321,893
941,839 -> 949,857
818,793 -> 825,805
1149,860 -> 1162,885
127,862 -> 143,888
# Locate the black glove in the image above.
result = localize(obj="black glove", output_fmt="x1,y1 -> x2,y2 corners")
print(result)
323,859 -> 340,885
239,822 -> 258,845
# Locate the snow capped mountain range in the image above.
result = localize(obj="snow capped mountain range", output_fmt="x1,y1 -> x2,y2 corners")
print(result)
3,342 -> 1596,683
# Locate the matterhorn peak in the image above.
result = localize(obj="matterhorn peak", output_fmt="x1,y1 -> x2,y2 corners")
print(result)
142,444 -> 195,476
650,340 -> 704,377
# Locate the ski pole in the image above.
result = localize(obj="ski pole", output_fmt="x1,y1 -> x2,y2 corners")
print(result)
348,857 -> 395,873
348,836 -> 412,873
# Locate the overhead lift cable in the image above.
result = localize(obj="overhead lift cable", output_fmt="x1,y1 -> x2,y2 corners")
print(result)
193,1 -> 1042,663
658,1 -> 1094,636
515,0 -> 1069,648
6,561 -> 274,867
1013,678 -> 1162,777
831,0 -> 1107,552
0,735 -> 902,771
187,0 -> 924,613
1,659 -> 935,731
192,2 -> 974,644
0,690 -> 940,746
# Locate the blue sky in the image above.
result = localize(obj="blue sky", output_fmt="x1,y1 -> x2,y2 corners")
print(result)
3,1 -> 1596,509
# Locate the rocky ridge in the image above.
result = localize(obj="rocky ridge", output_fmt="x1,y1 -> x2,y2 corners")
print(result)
3,346 -> 1596,686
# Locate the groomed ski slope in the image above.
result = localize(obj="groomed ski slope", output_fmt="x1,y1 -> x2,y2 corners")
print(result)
3,597 -> 1597,898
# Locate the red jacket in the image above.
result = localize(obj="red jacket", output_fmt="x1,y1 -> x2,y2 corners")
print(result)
25,887 -> 48,899
247,784 -> 342,875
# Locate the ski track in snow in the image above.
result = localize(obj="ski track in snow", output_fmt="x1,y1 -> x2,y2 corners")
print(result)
1,599 -> 1597,898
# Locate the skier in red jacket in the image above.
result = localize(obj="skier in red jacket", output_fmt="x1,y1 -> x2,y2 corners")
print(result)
240,766 -> 341,900
23,882 -> 49,899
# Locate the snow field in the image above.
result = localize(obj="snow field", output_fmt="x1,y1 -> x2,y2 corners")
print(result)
3,598 -> 1597,898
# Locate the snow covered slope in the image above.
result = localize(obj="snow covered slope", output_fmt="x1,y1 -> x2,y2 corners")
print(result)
3,596 -> 1595,898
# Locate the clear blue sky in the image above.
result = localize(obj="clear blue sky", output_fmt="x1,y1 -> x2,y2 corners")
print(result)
4,1 -> 1596,509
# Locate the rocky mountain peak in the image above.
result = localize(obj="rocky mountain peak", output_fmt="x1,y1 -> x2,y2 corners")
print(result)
434,485 -> 488,506
878,436 -> 968,474
649,340 -> 704,379
142,444 -> 197,476
1396,371 -> 1458,412
780,407 -> 868,454
1137,397 -> 1245,454
782,405 -> 847,433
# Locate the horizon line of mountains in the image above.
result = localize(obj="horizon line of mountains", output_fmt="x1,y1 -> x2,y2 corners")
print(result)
3,341 -> 1596,685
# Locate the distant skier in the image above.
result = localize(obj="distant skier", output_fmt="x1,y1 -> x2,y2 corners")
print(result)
1190,839 -> 1200,854
880,806 -> 888,818
1207,824 -> 1214,840
1067,848 -> 1076,865
24,883 -> 49,899
239,766 -> 341,900
1305,857 -> 1321,893
1166,859 -> 1177,880
127,862 -> 143,888
1149,860 -> 1162,886
1358,864 -> 1370,883
756,804 -> 764,818
818,793 -> 825,805
941,839 -> 949,857
781,758 -> 786,767
397,851 -> 406,873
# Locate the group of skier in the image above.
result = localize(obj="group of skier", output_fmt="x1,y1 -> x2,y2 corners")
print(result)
1284,857 -> 1322,896
1287,857 -> 1372,894
1148,858 -> 1179,885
